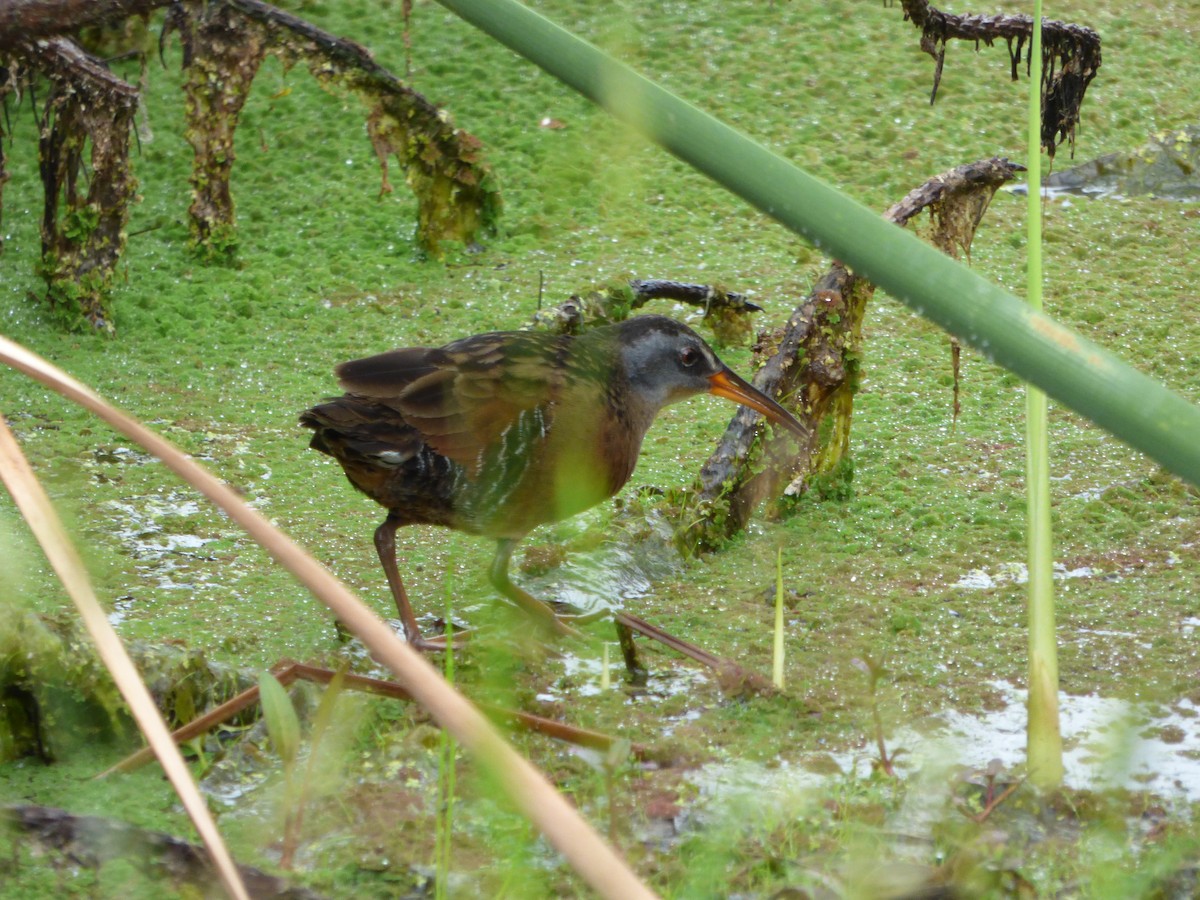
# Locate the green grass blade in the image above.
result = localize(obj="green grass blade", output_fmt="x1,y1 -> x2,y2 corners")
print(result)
259,671 -> 301,768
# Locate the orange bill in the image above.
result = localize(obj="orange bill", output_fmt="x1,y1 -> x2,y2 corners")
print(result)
708,368 -> 809,441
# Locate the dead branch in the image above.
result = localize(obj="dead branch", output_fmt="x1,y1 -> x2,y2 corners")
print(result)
885,155 -> 1025,254
631,279 -> 763,345
678,157 -> 1024,552
108,658 -> 648,775
0,63 -> 18,250
0,0 -> 168,49
898,0 -> 1100,158
531,278 -> 762,342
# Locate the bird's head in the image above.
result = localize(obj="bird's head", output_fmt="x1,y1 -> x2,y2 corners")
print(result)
612,316 -> 809,441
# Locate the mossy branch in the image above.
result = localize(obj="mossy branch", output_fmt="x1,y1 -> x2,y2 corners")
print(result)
2,0 -> 502,327
897,0 -> 1101,158
19,37 -> 140,332
679,157 -> 1024,552
177,0 -> 501,258
531,278 -> 762,344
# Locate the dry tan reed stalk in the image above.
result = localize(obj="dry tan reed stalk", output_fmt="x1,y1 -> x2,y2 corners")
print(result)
0,412 -> 252,900
0,334 -> 657,900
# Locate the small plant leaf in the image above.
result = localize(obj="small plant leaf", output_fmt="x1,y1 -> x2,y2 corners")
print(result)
605,738 -> 633,771
259,671 -> 300,767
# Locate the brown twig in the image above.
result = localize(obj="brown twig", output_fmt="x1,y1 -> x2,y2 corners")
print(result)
104,659 -> 648,775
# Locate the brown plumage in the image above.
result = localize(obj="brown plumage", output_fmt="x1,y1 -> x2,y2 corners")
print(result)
301,315 -> 807,658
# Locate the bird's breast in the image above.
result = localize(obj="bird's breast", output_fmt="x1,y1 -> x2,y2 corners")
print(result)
452,400 -> 636,537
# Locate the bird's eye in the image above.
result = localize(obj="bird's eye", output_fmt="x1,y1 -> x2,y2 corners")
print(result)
679,346 -> 700,367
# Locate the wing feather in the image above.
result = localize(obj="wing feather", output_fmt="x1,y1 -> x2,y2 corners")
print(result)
327,331 -> 572,474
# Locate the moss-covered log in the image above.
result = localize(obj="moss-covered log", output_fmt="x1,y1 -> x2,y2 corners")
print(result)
678,157 -> 1024,552
0,607 -> 253,764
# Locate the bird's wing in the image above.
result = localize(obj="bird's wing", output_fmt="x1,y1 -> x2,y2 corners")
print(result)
336,332 -> 570,474
334,346 -> 438,394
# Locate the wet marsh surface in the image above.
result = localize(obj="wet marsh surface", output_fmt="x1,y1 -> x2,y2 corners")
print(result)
3,0 -> 1200,896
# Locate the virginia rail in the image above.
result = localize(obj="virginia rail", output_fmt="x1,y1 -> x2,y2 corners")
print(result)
301,315 -> 807,668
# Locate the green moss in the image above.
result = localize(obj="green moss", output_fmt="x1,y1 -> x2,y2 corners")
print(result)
807,453 -> 856,503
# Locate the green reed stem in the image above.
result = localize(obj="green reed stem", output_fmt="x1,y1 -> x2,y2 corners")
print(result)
1023,1 -> 1064,791
435,0 -> 1200,489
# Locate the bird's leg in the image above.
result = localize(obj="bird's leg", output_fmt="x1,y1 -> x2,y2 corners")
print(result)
488,539 -> 581,638
374,516 -> 465,651
374,516 -> 423,642
615,619 -> 648,686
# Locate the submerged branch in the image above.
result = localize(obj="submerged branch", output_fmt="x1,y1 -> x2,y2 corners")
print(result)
3,805 -> 320,899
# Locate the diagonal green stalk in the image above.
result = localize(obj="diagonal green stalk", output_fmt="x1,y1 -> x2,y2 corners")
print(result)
435,0 -> 1200,490
1024,1 -> 1064,790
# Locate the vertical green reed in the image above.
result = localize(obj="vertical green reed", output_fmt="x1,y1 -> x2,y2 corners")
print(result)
1024,1 -> 1065,789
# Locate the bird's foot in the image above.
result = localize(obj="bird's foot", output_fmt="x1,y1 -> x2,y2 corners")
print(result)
614,611 -> 778,697
408,628 -> 472,652
616,619 -> 650,687
547,600 -> 610,625
540,601 -> 609,641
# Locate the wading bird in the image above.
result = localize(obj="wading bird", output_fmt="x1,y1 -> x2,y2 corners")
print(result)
301,315 -> 807,676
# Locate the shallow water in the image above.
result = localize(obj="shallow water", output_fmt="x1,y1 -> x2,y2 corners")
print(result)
519,508 -> 684,617
952,561 -> 1098,590
688,680 -> 1200,812
1008,125 -> 1200,201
